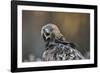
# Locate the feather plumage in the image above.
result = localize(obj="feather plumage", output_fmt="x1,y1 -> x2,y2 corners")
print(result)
41,23 -> 85,61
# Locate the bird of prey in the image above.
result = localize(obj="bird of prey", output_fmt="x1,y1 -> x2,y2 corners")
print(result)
41,23 -> 85,61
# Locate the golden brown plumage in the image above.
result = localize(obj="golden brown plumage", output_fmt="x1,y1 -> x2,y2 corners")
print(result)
41,23 -> 85,61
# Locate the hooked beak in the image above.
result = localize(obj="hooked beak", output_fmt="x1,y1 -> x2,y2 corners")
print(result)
43,32 -> 50,40
43,29 -> 51,40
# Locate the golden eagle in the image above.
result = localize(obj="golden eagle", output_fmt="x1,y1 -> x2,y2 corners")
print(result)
41,23 -> 85,61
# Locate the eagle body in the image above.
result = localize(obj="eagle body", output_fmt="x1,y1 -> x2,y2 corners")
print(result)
41,24 -> 85,61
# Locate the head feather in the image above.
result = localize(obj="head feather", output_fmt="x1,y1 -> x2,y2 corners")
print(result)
41,23 -> 63,40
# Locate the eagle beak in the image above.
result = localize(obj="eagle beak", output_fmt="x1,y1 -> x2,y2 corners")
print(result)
44,32 -> 50,40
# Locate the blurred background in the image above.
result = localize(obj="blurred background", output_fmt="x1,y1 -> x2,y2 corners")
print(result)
22,10 -> 90,62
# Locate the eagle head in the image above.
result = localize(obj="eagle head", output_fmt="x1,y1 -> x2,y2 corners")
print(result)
41,23 -> 63,42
